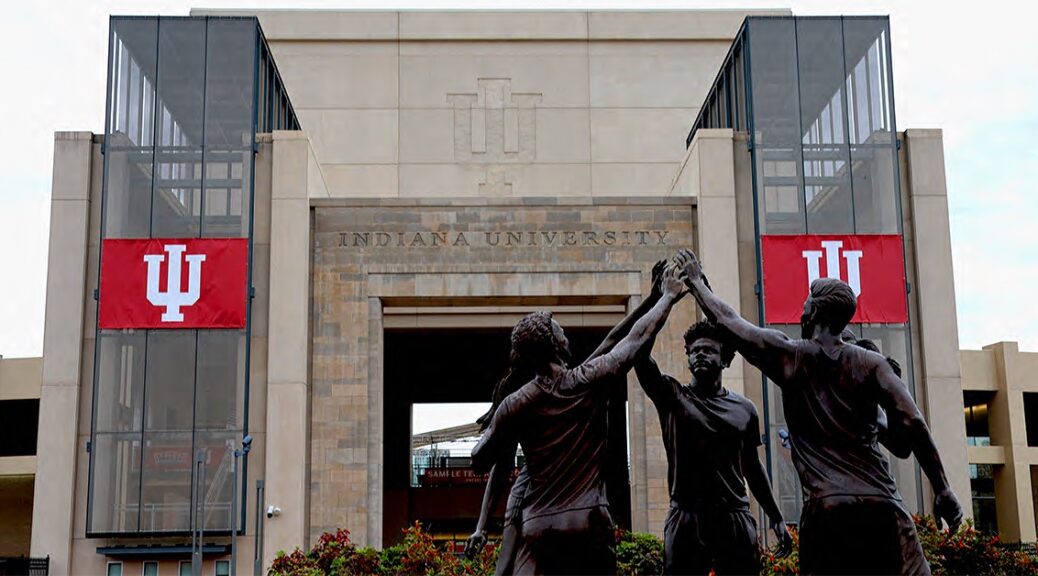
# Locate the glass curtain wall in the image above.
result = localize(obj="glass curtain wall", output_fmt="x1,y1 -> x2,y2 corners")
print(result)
89,16 -> 297,536
690,16 -> 915,523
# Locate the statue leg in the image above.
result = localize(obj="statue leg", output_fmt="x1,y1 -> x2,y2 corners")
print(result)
710,508 -> 761,576
800,496 -> 931,576
663,504 -> 709,575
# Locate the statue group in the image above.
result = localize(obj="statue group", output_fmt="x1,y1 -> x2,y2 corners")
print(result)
468,249 -> 962,576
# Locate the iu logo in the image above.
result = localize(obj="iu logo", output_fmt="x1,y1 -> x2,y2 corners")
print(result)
99,238 -> 248,329
801,240 -> 863,296
761,234 -> 907,324
144,244 -> 206,322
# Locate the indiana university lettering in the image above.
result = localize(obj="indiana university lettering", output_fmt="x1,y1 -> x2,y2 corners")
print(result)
337,230 -> 670,249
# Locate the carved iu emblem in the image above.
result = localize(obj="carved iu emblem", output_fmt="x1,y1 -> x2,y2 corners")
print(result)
448,78 -> 543,195
801,240 -> 863,296
144,244 -> 206,322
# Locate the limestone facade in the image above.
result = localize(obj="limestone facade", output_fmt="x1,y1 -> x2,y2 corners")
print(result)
23,9 -> 985,575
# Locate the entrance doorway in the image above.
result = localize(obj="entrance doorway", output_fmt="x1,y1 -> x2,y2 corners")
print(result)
382,326 -> 631,548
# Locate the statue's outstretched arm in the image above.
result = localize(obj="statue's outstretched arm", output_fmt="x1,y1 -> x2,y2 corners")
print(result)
587,259 -> 667,362
675,249 -> 797,386
582,263 -> 686,382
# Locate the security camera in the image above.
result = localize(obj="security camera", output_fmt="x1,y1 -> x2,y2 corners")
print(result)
266,505 -> 281,519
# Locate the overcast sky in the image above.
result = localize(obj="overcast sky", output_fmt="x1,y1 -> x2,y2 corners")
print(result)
1,0 -> 1036,360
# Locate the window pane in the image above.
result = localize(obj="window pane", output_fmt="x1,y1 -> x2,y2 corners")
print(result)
851,143 -> 900,233
151,152 -> 202,238
103,149 -> 154,239
145,331 -> 196,432
215,560 -> 231,576
140,431 -> 193,532
748,18 -> 806,234
155,19 -> 205,148
195,331 -> 244,431
143,562 -> 159,576
204,20 -> 255,150
180,562 -> 192,576
795,18 -> 853,234
152,18 -> 206,238
203,20 -> 255,239
108,562 -> 124,576
197,429 -> 237,531
90,432 -> 141,533
96,332 -> 146,433
844,19 -> 900,234
108,20 -> 157,148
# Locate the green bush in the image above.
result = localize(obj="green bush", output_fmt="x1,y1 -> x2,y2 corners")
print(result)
615,529 -> 665,576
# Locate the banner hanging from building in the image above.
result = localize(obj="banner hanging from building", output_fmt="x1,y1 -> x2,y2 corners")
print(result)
761,234 -> 908,324
99,238 -> 248,329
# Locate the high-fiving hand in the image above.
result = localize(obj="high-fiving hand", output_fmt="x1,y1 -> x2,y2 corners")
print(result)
674,248 -> 704,286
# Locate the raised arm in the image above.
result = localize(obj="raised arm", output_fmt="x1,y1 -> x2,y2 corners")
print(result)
581,264 -> 686,382
874,358 -> 963,531
676,249 -> 798,385
586,259 -> 667,361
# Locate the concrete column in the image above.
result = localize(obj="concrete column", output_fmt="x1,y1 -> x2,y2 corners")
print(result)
987,341 -> 1036,542
903,128 -> 972,515
264,131 -> 313,566
625,295 -> 651,533
31,132 -> 94,575
366,297 -> 384,548
685,129 -> 744,395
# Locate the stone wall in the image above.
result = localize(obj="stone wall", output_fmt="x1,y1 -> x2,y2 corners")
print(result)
309,197 -> 696,544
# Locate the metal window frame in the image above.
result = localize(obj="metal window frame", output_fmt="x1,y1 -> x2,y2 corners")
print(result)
88,15 -> 277,539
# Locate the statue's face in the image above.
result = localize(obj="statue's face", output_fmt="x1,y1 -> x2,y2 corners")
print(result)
551,319 -> 571,364
686,337 -> 724,382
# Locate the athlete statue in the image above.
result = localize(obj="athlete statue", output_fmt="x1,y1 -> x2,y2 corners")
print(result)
677,248 -> 961,575
471,263 -> 688,575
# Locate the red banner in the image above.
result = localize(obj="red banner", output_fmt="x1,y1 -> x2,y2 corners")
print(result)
99,238 -> 248,329
761,234 -> 907,324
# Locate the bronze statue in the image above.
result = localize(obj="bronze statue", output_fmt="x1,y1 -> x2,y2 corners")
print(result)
471,263 -> 688,575
466,262 -> 670,574
633,313 -> 792,574
677,249 -> 962,576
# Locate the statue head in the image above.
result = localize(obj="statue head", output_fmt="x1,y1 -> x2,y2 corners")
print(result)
801,278 -> 857,339
683,320 -> 735,385
510,311 -> 570,373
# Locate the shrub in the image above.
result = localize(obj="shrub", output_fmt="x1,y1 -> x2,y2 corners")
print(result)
760,526 -> 799,576
270,523 -> 499,576
915,515 -> 1038,576
615,529 -> 665,576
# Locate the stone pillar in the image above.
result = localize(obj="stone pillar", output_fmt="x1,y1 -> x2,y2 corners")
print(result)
903,128 -> 972,515
264,131 -> 313,565
684,129 -> 744,396
30,132 -> 94,575
987,341 -> 1036,542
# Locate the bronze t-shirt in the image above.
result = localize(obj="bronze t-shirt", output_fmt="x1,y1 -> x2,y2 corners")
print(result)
781,341 -> 899,501
641,370 -> 761,510
493,365 -> 611,523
